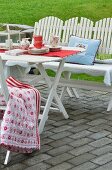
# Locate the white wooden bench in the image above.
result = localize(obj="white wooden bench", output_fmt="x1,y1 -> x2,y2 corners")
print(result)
42,17 -> 112,111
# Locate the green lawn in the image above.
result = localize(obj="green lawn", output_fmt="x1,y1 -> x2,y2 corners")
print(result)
0,0 -> 111,82
46,69 -> 104,82
0,0 -> 112,26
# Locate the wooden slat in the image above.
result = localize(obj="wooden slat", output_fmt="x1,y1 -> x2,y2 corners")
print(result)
33,22 -> 38,35
45,17 -> 51,43
106,18 -> 112,54
84,19 -> 89,38
100,19 -> 106,53
94,18 -> 112,54
86,20 -> 93,39
81,17 -> 86,38
103,18 -> 110,54
62,17 -> 78,45
43,17 -> 49,42
0,56 -> 9,103
77,17 -> 84,37
93,21 -> 99,39
76,17 -> 93,39
109,19 -> 112,54
33,16 -> 63,44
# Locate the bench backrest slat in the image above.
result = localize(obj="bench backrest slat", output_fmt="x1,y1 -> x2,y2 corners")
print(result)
0,56 -> 9,103
33,16 -> 112,54
33,16 -> 63,44
61,17 -> 78,45
76,17 -> 93,39
93,18 -> 112,54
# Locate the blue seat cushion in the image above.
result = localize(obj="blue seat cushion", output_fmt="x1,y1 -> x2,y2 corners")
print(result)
66,36 -> 101,65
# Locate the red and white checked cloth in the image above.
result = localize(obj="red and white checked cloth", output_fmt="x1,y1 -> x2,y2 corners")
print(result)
0,76 -> 41,153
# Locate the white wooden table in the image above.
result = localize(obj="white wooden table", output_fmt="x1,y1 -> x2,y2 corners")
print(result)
0,53 -> 69,134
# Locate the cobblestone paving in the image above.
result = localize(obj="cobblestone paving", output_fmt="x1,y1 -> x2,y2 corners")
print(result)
1,86 -> 112,170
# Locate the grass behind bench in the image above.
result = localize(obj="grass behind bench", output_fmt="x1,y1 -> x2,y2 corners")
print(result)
0,0 -> 112,25
71,73 -> 103,82
46,69 -> 104,82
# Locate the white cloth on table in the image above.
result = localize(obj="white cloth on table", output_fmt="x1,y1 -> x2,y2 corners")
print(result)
43,62 -> 112,86
5,61 -> 31,73
5,61 -> 37,78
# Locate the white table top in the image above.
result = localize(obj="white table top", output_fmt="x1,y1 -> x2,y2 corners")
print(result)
0,46 -> 84,64
0,53 -> 61,63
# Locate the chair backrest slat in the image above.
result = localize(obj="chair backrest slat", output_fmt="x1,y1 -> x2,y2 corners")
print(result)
76,17 -> 94,39
33,16 -> 63,44
62,17 -> 78,45
0,56 -> 9,103
93,18 -> 112,54
62,17 -> 93,45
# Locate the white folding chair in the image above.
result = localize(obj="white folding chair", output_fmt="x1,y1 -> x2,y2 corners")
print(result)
0,56 -> 42,165
0,56 -> 11,165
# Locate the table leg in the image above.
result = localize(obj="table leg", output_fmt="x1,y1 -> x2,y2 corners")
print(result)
37,59 -> 69,134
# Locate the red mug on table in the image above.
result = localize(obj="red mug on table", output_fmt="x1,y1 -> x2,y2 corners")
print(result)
33,35 -> 43,48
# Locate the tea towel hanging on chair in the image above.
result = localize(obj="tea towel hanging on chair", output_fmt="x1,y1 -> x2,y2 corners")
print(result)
0,76 -> 41,153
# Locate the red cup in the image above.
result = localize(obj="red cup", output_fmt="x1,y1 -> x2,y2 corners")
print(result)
33,35 -> 43,48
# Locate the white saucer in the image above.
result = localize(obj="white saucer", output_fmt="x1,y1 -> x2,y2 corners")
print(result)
28,47 -> 49,55
49,46 -> 62,52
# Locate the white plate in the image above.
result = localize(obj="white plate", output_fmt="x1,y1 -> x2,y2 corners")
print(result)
49,46 -> 62,52
0,43 -> 20,50
0,43 -> 7,49
28,47 -> 49,55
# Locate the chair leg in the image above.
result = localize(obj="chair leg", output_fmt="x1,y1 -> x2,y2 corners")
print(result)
66,87 -> 74,97
62,71 -> 79,99
60,86 -> 68,100
60,87 -> 79,101
107,98 -> 112,111
72,88 -> 79,98
4,150 -> 11,165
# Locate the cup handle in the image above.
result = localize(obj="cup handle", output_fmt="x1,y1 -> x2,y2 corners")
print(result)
17,40 -> 20,43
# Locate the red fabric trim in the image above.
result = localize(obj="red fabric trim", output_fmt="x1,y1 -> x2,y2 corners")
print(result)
0,49 -> 80,58
0,49 -> 7,53
42,50 -> 80,58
